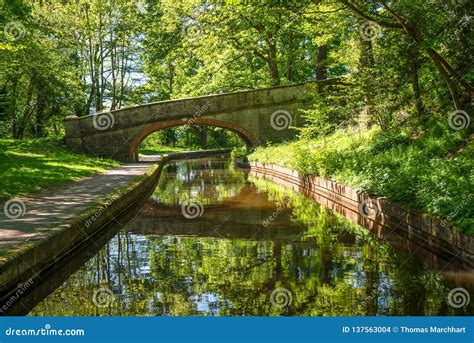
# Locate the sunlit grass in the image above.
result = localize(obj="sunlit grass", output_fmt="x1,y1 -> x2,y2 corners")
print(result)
0,138 -> 119,200
250,125 -> 473,233
139,146 -> 191,155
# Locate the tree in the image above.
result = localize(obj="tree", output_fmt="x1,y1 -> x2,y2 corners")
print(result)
338,0 -> 473,110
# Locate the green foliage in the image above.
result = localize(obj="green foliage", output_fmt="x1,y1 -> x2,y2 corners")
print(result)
139,130 -> 190,154
0,138 -> 118,200
0,0 -> 472,233
231,147 -> 248,161
1,0 -> 144,139
250,125 -> 473,233
139,126 -> 245,154
299,83 -> 363,139
1,0 -> 472,139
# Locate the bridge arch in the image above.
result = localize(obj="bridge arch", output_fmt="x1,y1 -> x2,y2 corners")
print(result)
128,117 -> 258,161
65,80 -> 334,161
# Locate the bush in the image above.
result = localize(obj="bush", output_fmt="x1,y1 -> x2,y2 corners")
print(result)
231,147 -> 248,162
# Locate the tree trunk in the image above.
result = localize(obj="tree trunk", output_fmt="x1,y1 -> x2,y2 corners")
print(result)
267,41 -> 280,86
168,62 -> 175,96
407,43 -> 425,119
315,45 -> 327,81
10,78 -> 18,136
358,25 -> 377,127
411,67 -> 424,118
110,30 -> 117,110
426,48 -> 462,110
200,127 -> 207,149
286,30 -> 294,81
84,4 -> 95,116
14,73 -> 36,139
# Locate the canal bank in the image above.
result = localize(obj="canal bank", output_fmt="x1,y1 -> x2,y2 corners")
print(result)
0,163 -> 160,299
0,149 -> 231,302
21,156 -> 472,316
249,161 -> 474,268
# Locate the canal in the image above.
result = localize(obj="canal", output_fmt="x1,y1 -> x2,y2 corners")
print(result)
21,157 -> 473,315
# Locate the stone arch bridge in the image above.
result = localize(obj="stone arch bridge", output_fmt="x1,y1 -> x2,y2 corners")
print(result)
64,79 -> 337,161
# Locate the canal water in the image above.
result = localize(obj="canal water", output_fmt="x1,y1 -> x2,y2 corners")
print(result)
26,158 -> 472,315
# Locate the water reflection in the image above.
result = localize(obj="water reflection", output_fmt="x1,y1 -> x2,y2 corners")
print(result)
28,158 -> 473,316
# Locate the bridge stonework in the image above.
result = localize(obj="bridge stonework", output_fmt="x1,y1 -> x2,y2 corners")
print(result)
64,80 -> 332,161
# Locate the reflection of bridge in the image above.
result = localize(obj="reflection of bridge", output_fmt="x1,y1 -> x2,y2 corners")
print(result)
127,185 -> 310,241
64,80 -> 339,161
128,205 -> 305,241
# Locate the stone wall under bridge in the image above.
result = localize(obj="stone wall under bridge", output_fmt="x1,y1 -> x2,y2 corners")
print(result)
64,79 -> 340,162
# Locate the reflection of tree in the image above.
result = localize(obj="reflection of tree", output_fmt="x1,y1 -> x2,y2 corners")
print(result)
29,165 -> 469,316
31,219 -> 457,316
152,159 -> 246,205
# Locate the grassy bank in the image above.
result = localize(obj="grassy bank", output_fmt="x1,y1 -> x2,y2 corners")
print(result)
139,136 -> 199,155
0,138 -> 119,200
139,145 -> 190,155
249,124 -> 473,233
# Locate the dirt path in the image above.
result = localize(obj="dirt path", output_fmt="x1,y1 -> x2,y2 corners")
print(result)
0,163 -> 151,249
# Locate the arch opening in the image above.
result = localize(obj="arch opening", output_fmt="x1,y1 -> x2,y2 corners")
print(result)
129,118 -> 257,162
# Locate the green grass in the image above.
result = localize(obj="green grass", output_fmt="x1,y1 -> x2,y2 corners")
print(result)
0,138 -> 119,201
249,124 -> 473,233
139,145 -> 191,155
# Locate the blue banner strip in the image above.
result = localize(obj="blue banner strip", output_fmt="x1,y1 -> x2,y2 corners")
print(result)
0,317 -> 472,343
